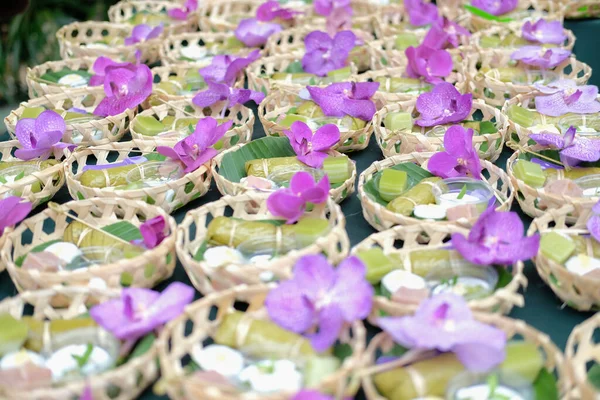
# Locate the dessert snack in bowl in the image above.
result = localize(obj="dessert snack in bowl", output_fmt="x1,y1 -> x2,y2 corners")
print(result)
108,0 -> 198,35
26,57 -> 98,98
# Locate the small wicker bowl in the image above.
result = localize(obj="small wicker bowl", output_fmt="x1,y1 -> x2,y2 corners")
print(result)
177,192 -> 350,294
108,0 -> 197,34
361,311 -> 572,400
156,284 -> 365,400
2,198 -> 177,297
4,87 -> 135,146
352,223 -> 527,320
506,148 -> 598,219
358,152 -> 514,231
198,0 -> 298,32
130,99 -> 254,148
64,141 -> 212,214
211,142 -> 356,203
461,51 -> 592,108
565,0 -> 600,19
56,21 -> 162,64
159,31 -> 259,64
528,204 -> 600,311
258,89 -> 374,153
0,286 -> 159,400
0,141 -> 66,210
566,313 -> 600,399
26,57 -> 97,98
470,24 -> 576,52
372,99 -> 508,161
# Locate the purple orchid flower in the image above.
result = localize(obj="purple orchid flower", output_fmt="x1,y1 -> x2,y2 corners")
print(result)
511,46 -> 572,69
451,208 -> 540,265
405,45 -> 453,84
199,49 -> 261,86
306,82 -> 379,121
192,80 -> 265,110
15,110 -> 75,160
534,80 -> 600,117
136,215 -> 168,249
284,122 -> 340,168
405,0 -> 440,26
378,293 -> 506,372
93,63 -> 153,117
325,5 -> 353,36
80,386 -> 93,400
89,57 -> 133,87
587,201 -> 600,242
235,18 -> 282,47
266,254 -> 373,351
157,117 -> 232,173
293,390 -> 333,400
267,171 -> 330,224
530,126 -> 600,167
415,82 -> 473,127
471,0 -> 518,16
302,30 -> 356,77
522,19 -> 567,45
168,0 -> 198,21
0,197 -> 32,237
314,0 -> 352,16
257,0 -> 301,21
428,125 -> 482,179
423,18 -> 470,50
124,23 -> 163,46
90,282 -> 194,341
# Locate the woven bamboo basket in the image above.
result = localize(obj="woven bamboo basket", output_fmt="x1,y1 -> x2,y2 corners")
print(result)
462,51 -> 592,108
0,286 -> 159,400
350,67 -> 422,105
2,198 -> 177,298
177,192 -> 350,294
471,24 -> 576,52
565,0 -> 600,19
0,141 -> 66,210
64,141 -> 212,214
258,89 -> 374,152
371,3 -> 420,39
56,21 -> 162,64
159,31 -> 260,64
352,224 -> 527,319
198,0 -> 296,32
211,144 -> 356,203
372,99 -> 508,161
506,149 -> 598,219
4,87 -> 134,147
26,57 -> 98,99
130,99 -> 254,148
528,204 -> 600,311
361,312 -> 572,400
358,152 -> 514,231
156,284 -> 366,400
566,313 -> 600,399
108,0 -> 197,34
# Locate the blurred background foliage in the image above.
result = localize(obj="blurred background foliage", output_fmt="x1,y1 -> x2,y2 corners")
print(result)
0,0 -> 119,106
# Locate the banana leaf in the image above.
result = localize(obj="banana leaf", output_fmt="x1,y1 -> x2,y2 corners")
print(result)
363,163 -> 434,206
534,368 -> 558,400
588,364 -> 600,390
62,220 -> 143,257
464,4 -> 514,22
39,68 -> 92,84
15,239 -> 62,267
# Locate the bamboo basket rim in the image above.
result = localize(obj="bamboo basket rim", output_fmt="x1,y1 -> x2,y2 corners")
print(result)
470,24 -> 577,52
107,0 -> 198,34
565,312 -> 600,399
25,57 -> 99,98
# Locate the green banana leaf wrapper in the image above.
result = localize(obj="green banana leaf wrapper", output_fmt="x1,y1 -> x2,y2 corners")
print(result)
63,221 -> 143,259
386,177 -> 441,216
79,164 -> 141,188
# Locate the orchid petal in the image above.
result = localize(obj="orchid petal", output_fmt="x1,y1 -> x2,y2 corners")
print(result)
311,124 -> 341,151
265,279 -> 316,333
307,305 -> 344,352
588,214 -> 600,242
266,190 -> 306,224
329,256 -> 373,321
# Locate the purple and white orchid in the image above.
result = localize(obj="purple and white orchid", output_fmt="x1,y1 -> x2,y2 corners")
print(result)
587,201 -> 600,243
235,18 -> 282,47
266,254 -> 373,351
306,82 -> 379,121
427,125 -> 482,179
267,171 -> 330,224
134,215 -> 168,249
378,293 -> 506,372
314,0 -> 352,16
471,0 -> 517,16
451,208 -> 540,265
530,126 -> 600,167
405,45 -> 453,84
534,80 -> 600,117
15,110 -> 75,160
423,18 -> 470,50
90,282 -> 194,340
89,57 -> 134,87
511,46 -> 572,69
415,82 -> 473,127
124,23 -> 163,46
284,122 -> 340,168
192,80 -> 265,110
168,0 -> 198,21
0,197 -> 32,236
157,117 -> 232,173
404,0 -> 440,27
302,30 -> 356,77
522,19 -> 567,45
257,0 -> 302,21
94,63 -> 153,117
199,49 -> 261,86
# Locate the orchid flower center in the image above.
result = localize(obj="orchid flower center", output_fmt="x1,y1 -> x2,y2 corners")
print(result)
483,235 -> 500,248
534,30 -> 545,39
456,157 -> 467,166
